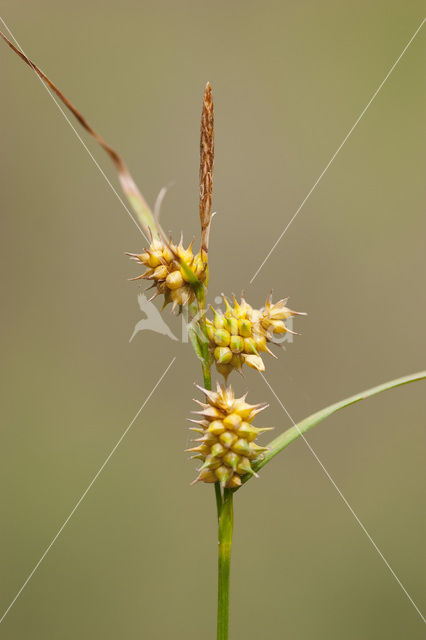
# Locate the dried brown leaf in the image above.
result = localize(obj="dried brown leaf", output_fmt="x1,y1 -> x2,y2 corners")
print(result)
0,30 -> 158,238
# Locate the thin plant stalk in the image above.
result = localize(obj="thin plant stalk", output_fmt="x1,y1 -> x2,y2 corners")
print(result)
191,235 -> 228,633
194,283 -> 229,632
217,488 -> 234,640
195,285 -> 212,391
194,300 -> 228,632
194,81 -> 232,639
215,482 -> 223,518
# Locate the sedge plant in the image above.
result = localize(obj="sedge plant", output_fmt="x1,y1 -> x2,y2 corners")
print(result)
2,31 -> 425,639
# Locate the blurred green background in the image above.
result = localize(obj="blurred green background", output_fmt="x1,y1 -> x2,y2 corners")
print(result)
1,1 -> 425,638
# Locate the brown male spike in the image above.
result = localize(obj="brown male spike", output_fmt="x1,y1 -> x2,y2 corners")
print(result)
199,82 -> 214,254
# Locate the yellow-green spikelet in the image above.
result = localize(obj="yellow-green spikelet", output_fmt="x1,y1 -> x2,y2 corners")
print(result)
127,237 -> 207,313
187,383 -> 272,488
206,295 -> 265,377
207,294 -> 305,378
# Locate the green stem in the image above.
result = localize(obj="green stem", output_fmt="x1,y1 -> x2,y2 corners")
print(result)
188,268 -> 230,634
196,285 -> 211,389
215,482 -> 223,519
217,488 -> 233,640
202,361 -> 212,390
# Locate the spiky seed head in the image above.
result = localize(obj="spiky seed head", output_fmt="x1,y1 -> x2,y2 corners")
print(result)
207,294 -> 305,377
207,295 -> 265,375
189,383 -> 271,488
127,236 -> 207,314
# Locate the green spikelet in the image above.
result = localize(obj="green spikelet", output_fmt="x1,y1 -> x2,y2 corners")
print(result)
127,236 -> 207,313
188,383 -> 272,488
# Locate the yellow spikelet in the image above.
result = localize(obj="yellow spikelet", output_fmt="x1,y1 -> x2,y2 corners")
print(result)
187,383 -> 272,488
257,293 -> 306,339
127,236 -> 207,313
207,294 -> 305,377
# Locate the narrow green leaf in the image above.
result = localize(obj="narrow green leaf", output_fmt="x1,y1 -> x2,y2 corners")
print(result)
188,324 -> 204,363
240,370 -> 426,485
